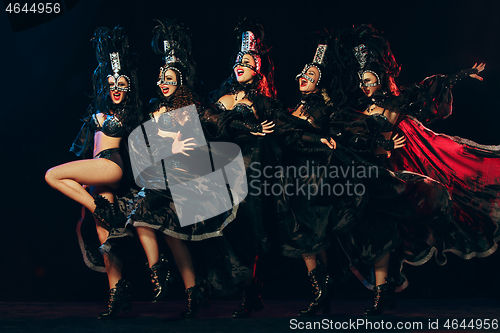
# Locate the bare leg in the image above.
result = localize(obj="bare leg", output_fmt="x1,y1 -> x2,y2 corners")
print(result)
92,186 -> 122,289
303,253 -> 317,272
374,252 -> 390,286
303,250 -> 328,272
45,159 -> 122,212
136,226 -> 160,268
164,235 -> 195,289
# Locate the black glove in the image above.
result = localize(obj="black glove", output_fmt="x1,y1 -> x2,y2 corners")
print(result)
230,120 -> 263,133
448,67 -> 479,88
375,135 -> 395,151
301,133 -> 327,144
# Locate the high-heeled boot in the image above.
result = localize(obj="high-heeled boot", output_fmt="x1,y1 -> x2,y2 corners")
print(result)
364,281 -> 396,316
98,279 -> 132,320
147,255 -> 172,303
180,283 -> 211,319
92,195 -> 117,230
298,267 -> 332,317
232,279 -> 265,318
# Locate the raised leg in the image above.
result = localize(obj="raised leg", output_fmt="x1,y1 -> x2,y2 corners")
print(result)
45,158 -> 122,212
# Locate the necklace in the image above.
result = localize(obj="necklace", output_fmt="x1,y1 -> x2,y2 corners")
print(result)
295,102 -> 310,120
234,90 -> 245,101
231,82 -> 256,102
365,104 -> 377,114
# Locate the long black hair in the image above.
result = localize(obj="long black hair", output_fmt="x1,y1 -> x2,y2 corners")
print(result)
91,25 -> 141,132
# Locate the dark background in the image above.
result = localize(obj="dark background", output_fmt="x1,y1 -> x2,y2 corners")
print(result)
2,0 -> 499,303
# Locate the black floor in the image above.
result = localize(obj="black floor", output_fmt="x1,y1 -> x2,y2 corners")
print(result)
2,299 -> 499,332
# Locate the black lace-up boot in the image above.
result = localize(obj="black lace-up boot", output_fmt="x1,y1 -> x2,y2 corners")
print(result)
298,267 -> 332,317
364,281 -> 396,316
180,283 -> 210,319
98,279 -> 132,320
232,279 -> 265,318
148,255 -> 172,303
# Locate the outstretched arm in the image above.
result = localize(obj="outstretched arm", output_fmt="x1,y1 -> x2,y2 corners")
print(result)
448,63 -> 486,87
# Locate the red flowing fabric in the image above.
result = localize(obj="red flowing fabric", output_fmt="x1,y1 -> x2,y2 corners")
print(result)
392,116 -> 500,258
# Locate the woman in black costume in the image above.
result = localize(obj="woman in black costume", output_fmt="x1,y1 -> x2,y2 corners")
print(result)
45,26 -> 141,319
271,36 -> 346,316
331,24 -> 494,315
200,18 -> 279,318
126,19 -> 236,319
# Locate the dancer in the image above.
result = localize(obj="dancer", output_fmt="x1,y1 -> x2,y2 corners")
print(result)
200,18 -> 280,318
126,19 -> 236,319
272,36 -> 347,316
331,24 -> 498,316
45,26 -> 141,319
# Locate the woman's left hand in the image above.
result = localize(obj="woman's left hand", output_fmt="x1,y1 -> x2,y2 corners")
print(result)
392,133 -> 406,149
172,131 -> 196,156
470,63 -> 486,81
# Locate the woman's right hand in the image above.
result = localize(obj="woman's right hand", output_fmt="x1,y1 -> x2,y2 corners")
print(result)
470,63 -> 486,81
172,131 -> 196,156
392,133 -> 406,149
320,138 -> 337,149
251,120 -> 275,136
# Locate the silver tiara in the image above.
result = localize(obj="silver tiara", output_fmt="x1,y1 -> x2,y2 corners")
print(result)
109,52 -> 121,74
107,52 -> 130,92
295,44 -> 328,85
353,44 -> 376,69
234,31 -> 261,72
164,40 -> 178,65
241,31 -> 257,53
312,44 -> 327,65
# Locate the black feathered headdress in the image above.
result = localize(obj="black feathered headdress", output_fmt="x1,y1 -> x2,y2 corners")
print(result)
151,19 -> 197,91
91,26 -> 139,112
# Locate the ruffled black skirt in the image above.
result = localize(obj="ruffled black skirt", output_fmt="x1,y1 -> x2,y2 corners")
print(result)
276,147 -> 363,258
336,153 -> 461,291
